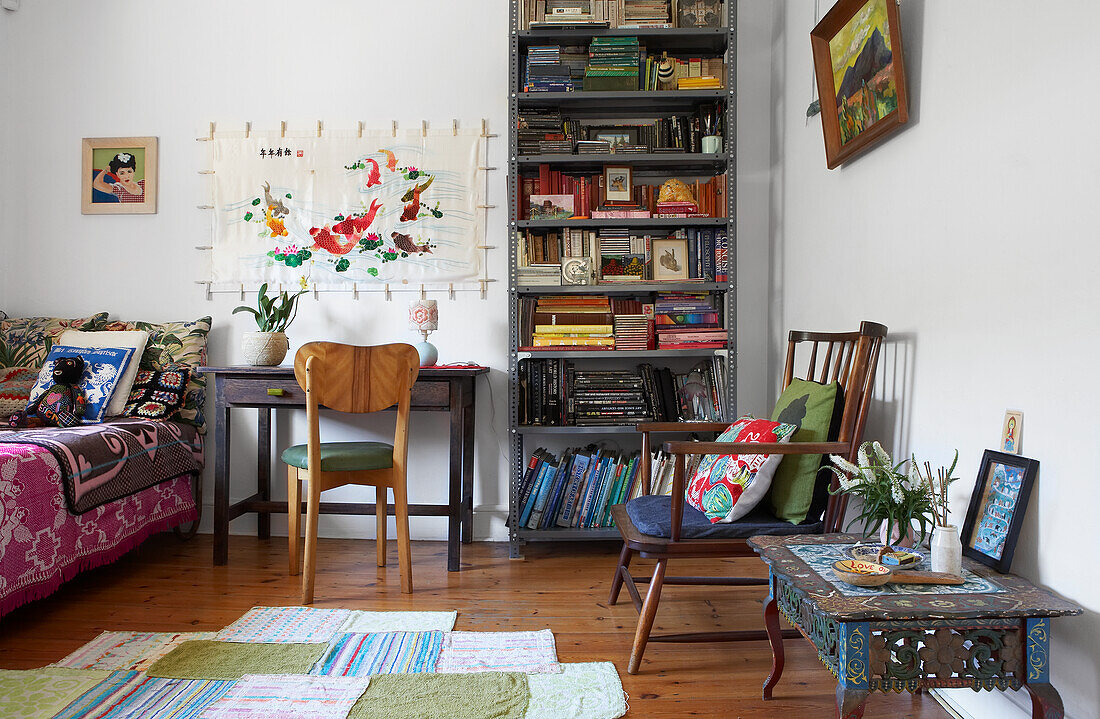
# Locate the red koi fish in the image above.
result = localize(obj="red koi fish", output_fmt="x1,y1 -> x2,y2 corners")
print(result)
400,188 -> 422,222
309,226 -> 357,256
364,158 -> 381,187
330,199 -> 383,237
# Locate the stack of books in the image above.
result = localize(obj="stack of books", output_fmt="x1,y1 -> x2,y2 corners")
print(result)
654,293 -> 726,349
530,1 -> 612,28
525,46 -> 574,92
611,298 -> 650,350
517,266 -> 563,287
678,76 -> 723,89
573,368 -> 652,425
622,0 -> 671,27
576,140 -> 612,154
518,108 -> 565,155
584,37 -> 640,91
515,447 -> 644,531
655,200 -> 702,217
529,295 -> 614,348
561,45 -> 589,87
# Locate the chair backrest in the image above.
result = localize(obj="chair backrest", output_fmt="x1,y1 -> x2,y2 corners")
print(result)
781,321 -> 887,532
293,341 -> 420,414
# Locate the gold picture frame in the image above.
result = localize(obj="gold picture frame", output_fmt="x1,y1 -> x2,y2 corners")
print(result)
81,136 -> 158,214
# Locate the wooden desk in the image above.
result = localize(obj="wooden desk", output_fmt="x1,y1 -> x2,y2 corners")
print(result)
197,365 -> 488,571
748,533 -> 1082,719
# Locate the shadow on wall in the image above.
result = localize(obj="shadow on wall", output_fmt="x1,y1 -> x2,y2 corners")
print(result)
863,331 -> 916,457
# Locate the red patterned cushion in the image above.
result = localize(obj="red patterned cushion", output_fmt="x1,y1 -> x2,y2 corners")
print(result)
0,367 -> 39,419
686,417 -> 798,523
122,367 -> 191,420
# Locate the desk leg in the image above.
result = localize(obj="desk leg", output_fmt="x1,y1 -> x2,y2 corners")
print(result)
1025,618 -> 1063,719
835,686 -> 869,719
460,379 -> 475,545
257,408 -> 271,540
446,382 -> 464,572
836,622 -> 870,719
213,402 -> 231,566
1025,684 -> 1064,719
762,572 -> 785,699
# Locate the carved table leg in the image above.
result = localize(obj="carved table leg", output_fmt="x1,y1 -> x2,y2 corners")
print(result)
836,686 -> 869,719
1026,684 -> 1064,719
762,573 -> 785,700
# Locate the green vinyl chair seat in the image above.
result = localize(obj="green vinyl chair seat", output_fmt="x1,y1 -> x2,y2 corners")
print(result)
280,441 -> 395,472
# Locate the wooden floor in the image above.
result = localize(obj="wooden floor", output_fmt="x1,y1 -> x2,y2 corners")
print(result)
0,534 -> 949,718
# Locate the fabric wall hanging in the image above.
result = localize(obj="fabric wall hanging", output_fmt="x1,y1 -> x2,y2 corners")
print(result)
209,128 -> 485,290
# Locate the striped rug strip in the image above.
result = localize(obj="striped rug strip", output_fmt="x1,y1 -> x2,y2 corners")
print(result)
53,631 -> 217,671
312,632 -> 444,676
53,672 -> 234,719
216,606 -> 350,643
435,630 -> 561,674
199,674 -> 370,719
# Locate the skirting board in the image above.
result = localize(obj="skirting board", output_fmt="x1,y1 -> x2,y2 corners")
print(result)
931,688 -> 1034,719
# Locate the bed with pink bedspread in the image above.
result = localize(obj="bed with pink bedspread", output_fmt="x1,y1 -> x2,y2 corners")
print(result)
0,422 -> 200,618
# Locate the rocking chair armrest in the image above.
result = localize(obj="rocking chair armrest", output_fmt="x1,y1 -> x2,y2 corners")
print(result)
661,440 -> 850,456
635,421 -> 732,433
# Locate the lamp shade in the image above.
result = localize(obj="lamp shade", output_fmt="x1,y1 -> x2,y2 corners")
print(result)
408,299 -> 438,332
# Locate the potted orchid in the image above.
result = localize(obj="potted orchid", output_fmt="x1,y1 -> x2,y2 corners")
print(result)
827,441 -> 937,548
232,283 -> 306,366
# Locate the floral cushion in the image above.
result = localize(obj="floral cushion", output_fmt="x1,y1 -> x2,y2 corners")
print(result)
686,416 -> 798,524
0,313 -> 108,369
123,367 -> 191,419
0,367 -> 39,419
100,317 -> 211,431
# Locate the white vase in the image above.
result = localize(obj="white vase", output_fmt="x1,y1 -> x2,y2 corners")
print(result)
241,331 -> 289,366
931,524 -> 963,575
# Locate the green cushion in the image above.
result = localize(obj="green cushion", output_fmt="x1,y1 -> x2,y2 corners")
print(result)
767,378 -> 840,524
281,442 -> 394,472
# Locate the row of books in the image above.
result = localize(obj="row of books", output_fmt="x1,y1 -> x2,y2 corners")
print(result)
517,227 -> 729,285
514,447 -> 645,531
641,54 -> 726,91
518,104 -> 725,156
520,167 -> 727,219
583,37 -> 640,91
518,0 -> 725,30
518,357 -> 728,425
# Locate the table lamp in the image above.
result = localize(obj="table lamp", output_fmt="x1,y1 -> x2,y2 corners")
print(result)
408,299 -> 438,367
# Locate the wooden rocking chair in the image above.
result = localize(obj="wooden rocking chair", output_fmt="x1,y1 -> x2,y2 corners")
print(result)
608,321 -> 887,674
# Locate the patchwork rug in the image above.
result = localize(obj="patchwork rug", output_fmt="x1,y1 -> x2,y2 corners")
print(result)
9,607 -> 627,719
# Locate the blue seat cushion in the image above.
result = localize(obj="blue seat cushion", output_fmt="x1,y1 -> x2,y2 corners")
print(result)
281,442 -> 394,472
625,495 -> 823,539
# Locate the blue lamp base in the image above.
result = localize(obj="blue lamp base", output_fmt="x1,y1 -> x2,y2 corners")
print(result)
414,340 -> 438,367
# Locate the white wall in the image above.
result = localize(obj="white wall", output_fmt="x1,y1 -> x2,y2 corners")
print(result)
771,2 -> 1099,718
0,1 -> 774,542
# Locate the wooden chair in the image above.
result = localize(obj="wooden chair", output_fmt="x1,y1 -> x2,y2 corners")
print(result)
608,321 -> 887,674
282,341 -> 420,603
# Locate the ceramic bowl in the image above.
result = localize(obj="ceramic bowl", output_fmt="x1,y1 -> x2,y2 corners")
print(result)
832,559 -> 893,587
844,544 -> 925,569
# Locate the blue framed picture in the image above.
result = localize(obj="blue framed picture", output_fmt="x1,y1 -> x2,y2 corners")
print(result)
961,450 -> 1039,573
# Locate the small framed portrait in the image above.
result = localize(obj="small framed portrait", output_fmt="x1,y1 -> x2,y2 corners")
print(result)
961,450 -> 1039,573
1000,410 -> 1023,454
603,165 -> 633,203
588,125 -> 639,149
651,238 -> 690,281
82,136 -> 158,214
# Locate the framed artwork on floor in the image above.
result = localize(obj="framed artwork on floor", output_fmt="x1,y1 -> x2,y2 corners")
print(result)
961,450 -> 1039,573
810,0 -> 909,168
82,136 -> 158,214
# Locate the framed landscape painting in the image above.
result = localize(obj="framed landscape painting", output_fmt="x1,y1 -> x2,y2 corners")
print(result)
960,450 -> 1039,573
81,136 -> 158,214
810,0 -> 908,169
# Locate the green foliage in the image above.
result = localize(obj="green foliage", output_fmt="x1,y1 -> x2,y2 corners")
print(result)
828,441 -> 936,545
335,258 -> 350,272
232,282 -> 306,333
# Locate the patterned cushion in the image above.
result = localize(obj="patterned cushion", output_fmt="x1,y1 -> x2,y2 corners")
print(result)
29,346 -> 136,424
0,313 -> 108,369
101,317 -> 211,432
123,367 -> 191,419
685,416 -> 798,523
0,367 -> 40,419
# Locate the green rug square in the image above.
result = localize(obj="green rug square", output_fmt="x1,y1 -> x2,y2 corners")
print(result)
0,668 -> 111,719
145,639 -> 326,680
348,672 -> 529,719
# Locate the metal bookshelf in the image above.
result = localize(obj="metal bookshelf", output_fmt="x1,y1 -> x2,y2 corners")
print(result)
507,2 -> 736,557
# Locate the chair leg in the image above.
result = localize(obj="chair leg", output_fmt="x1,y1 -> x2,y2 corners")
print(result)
628,557 -> 667,674
301,470 -> 323,605
376,486 -> 388,568
608,543 -> 634,605
392,474 -> 413,594
287,466 -> 301,576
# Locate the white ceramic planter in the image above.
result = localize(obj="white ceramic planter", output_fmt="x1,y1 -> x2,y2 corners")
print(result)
931,524 -> 963,575
241,331 -> 289,366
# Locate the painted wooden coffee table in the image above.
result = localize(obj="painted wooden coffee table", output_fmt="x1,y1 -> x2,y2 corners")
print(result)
748,534 -> 1081,719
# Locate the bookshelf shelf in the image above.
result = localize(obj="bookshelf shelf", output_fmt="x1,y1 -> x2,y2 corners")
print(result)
518,152 -> 728,172
518,218 -> 726,228
515,282 -> 726,293
508,1 -> 736,558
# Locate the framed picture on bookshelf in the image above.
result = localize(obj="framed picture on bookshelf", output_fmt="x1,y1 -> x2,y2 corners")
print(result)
588,126 -> 639,149
810,0 -> 909,169
603,165 -> 633,203
651,238 -> 690,281
529,194 -> 575,220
